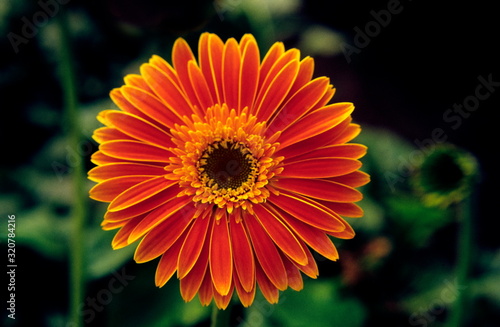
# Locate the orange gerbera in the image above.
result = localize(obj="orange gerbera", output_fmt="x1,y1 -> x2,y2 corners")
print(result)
88,32 -> 369,309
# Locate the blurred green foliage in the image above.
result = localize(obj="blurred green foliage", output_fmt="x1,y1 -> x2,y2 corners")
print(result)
1,0 -> 498,326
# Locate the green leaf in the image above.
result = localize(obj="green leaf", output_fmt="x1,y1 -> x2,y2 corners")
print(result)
270,279 -> 366,327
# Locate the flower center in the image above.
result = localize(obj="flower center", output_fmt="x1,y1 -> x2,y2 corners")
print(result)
166,104 -> 284,214
198,141 -> 258,190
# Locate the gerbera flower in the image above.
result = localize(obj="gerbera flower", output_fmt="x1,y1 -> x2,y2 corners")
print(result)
88,32 -> 369,309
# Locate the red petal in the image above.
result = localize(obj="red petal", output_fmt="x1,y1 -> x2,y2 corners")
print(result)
121,85 -> 184,130
187,60 -> 215,112
288,144 -> 367,162
88,162 -> 166,182
99,140 -> 172,163
213,282 -> 234,310
155,235 -> 184,287
255,264 -> 279,304
172,38 -> 202,117
244,214 -> 287,290
279,102 -> 354,149
133,205 -> 195,263
180,235 -> 210,302
140,63 -> 194,119
199,33 -> 224,104
89,175 -> 151,202
274,178 -> 362,203
229,217 -> 255,292
209,213 -> 233,296
254,59 -> 300,122
268,192 -> 345,232
253,204 -> 308,265
108,177 -> 175,212
222,37 -> 241,111
92,127 -> 133,144
197,270 -> 214,306
234,271 -> 256,307
127,195 -> 192,243
177,215 -> 212,278
111,214 -> 145,249
239,35 -> 260,113
280,253 -> 303,291
103,185 -> 183,222
318,201 -> 365,218
274,206 -> 339,261
329,170 -> 371,188
275,117 -> 352,160
281,158 -> 362,179
266,77 -> 330,136
124,74 -> 152,92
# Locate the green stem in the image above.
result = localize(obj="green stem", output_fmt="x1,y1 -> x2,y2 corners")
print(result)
448,194 -> 474,327
56,8 -> 86,327
211,302 -> 232,327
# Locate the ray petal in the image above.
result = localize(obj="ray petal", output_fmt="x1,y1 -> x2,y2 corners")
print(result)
229,218 -> 255,292
89,175 -> 151,202
177,215 -> 212,279
274,178 -> 362,203
209,212 -> 233,296
99,140 -> 172,163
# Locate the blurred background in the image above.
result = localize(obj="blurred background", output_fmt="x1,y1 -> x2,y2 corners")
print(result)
1,0 -> 499,326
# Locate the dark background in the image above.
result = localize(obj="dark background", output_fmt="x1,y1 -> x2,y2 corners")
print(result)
1,0 -> 498,326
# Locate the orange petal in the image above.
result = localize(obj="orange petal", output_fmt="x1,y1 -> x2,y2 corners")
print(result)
127,195 -> 192,243
108,177 -> 176,212
244,214 -> 287,290
318,201 -> 364,218
222,37 -> 241,111
213,282 -> 234,310
172,38 -> 200,116
239,35 -> 260,113
177,215 -> 212,279
288,144 -> 367,162
255,264 -> 279,304
329,170 -> 371,188
281,254 -> 304,291
253,204 -> 308,266
290,240 -> 319,278
209,213 -> 233,296
288,56 -> 315,97
123,74 -> 152,92
89,175 -> 151,202
99,140 -> 172,163
274,178 -> 362,203
268,193 -> 345,232
199,33 -> 224,104
155,235 -> 184,287
327,219 -> 356,240
281,158 -> 362,179
110,88 -> 148,119
121,85 -> 184,130
266,77 -> 330,136
187,60 -> 215,112
254,59 -> 299,121
92,127 -> 133,144
275,206 -> 339,261
133,205 -> 195,263
140,63 -> 194,119
279,102 -> 354,149
91,151 -> 122,165
88,162 -> 166,182
198,271 -> 214,307
180,235 -> 210,302
103,187 -> 182,222
104,111 -> 174,149
275,117 -> 352,160
229,217 -> 255,292
234,272 -> 256,307
111,214 -> 145,249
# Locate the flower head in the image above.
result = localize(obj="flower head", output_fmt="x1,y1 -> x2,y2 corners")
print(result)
88,33 -> 369,309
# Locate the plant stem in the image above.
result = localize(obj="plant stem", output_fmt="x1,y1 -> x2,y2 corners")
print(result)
211,302 -> 232,327
56,8 -> 86,327
448,193 -> 474,327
